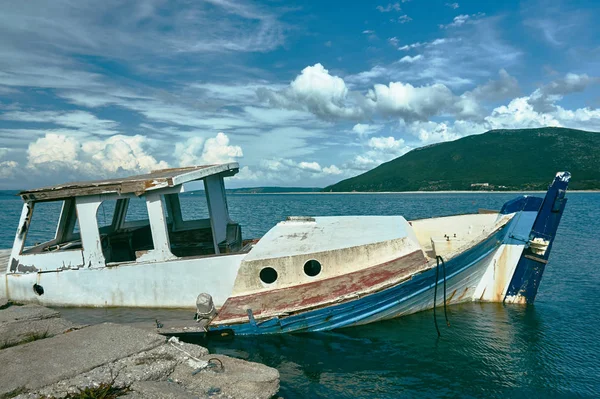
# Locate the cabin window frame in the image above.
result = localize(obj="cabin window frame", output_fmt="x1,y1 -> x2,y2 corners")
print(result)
18,198 -> 83,255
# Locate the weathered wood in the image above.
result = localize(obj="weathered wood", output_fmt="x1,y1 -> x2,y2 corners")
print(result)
19,163 -> 239,201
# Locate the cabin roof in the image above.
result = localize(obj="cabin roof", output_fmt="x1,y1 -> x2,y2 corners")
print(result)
19,163 -> 239,201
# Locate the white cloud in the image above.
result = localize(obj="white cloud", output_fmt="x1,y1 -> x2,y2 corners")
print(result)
298,161 -> 322,172
365,81 -> 456,121
376,3 -> 401,12
395,15 -> 412,24
0,161 -> 18,179
398,42 -> 425,51
352,123 -> 383,135
440,13 -> 485,29
176,137 -> 205,168
176,132 -> 243,166
26,133 -> 169,176
486,97 -> 561,129
528,73 -> 599,112
261,64 -> 520,123
345,135 -> 411,172
399,55 -> 422,63
201,133 -> 244,164
368,136 -> 406,152
406,121 -> 465,144
0,147 -> 9,159
27,134 -> 80,167
388,37 -> 399,47
322,165 -> 342,175
445,3 -> 459,9
258,63 -> 364,119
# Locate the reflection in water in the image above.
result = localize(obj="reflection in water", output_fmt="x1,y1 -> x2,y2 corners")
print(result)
173,302 -> 593,399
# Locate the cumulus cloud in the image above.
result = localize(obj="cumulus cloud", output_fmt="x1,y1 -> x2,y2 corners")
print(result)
528,73 -> 599,113
0,161 -> 18,178
83,135 -> 169,173
345,135 -> 411,172
298,161 -> 322,172
322,165 -> 342,175
258,63 -> 364,119
446,3 -> 459,9
399,55 -> 422,63
26,133 -> 168,176
176,133 -> 243,167
261,63 -> 516,123
368,136 -> 406,152
365,81 -> 456,121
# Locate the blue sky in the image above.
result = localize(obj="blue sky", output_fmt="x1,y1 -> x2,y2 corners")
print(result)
0,0 -> 599,189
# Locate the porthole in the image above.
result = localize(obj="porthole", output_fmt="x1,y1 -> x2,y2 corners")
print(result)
259,267 -> 278,284
303,260 -> 322,277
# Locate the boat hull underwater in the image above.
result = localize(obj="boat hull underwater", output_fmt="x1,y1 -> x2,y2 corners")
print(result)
208,172 -> 570,335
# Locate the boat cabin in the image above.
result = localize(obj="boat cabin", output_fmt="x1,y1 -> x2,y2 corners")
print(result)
10,163 -> 242,273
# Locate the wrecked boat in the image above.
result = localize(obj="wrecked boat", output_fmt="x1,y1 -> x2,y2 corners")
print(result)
0,164 -> 570,335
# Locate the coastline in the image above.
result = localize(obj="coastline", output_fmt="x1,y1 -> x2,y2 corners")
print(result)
228,190 -> 600,195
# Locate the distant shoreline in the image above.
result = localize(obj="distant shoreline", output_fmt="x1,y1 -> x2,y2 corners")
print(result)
229,190 -> 600,195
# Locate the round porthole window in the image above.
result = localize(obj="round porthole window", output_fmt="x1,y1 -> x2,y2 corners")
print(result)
303,260 -> 322,277
259,267 -> 278,284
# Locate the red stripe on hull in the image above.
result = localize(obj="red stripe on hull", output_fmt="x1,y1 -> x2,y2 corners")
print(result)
213,250 -> 428,325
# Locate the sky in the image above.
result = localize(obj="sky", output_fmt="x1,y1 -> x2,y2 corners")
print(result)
0,0 -> 599,189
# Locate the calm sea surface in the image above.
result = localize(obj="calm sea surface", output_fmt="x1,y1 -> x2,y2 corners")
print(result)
1,191 -> 599,398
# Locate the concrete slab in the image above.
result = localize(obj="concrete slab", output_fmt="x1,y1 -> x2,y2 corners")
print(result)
0,303 -> 60,324
170,354 -> 280,399
124,381 -> 199,399
0,317 -> 79,348
0,323 -> 165,396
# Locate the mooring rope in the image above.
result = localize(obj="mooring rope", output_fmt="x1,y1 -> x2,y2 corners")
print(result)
433,255 -> 451,337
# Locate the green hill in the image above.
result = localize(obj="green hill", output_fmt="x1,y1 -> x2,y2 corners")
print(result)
325,127 -> 600,192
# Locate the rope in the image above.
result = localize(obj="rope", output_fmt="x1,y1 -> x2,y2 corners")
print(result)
433,255 -> 451,337
439,256 -> 451,327
433,259 -> 441,337
167,337 -> 204,364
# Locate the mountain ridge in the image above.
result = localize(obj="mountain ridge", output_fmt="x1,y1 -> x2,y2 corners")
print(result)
325,127 -> 600,192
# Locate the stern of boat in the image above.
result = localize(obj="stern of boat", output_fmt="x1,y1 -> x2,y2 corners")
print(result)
473,172 -> 571,305
503,172 -> 570,304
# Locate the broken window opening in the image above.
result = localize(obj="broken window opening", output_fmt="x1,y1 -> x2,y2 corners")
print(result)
21,199 -> 83,254
161,181 -> 243,258
96,198 -> 154,263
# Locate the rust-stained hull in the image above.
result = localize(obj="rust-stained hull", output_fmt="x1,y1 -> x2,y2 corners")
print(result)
212,250 -> 428,326
208,173 -> 571,335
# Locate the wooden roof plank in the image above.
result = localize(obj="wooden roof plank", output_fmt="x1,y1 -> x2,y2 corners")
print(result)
19,163 -> 239,201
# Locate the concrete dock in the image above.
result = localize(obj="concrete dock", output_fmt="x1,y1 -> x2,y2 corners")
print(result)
0,298 -> 279,398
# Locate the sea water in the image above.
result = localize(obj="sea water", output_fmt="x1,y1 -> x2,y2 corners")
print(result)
0,191 -> 599,398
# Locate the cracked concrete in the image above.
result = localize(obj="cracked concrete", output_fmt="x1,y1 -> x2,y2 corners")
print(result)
0,299 -> 279,399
